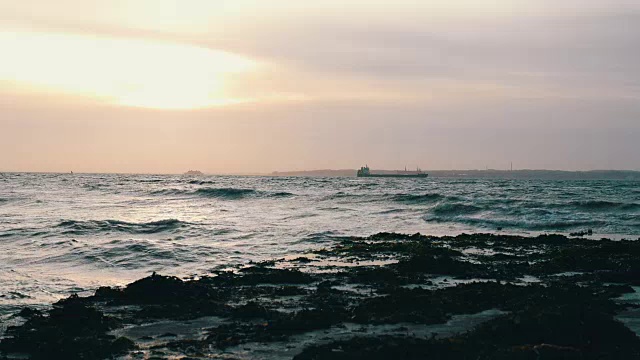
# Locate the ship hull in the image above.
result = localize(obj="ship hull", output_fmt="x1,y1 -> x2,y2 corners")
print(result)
357,174 -> 428,178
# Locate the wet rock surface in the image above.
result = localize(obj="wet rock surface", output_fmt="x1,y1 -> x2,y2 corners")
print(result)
3,232 -> 640,359
0,299 -> 133,360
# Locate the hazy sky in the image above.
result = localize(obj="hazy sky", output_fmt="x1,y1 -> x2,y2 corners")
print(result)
1,0 -> 639,173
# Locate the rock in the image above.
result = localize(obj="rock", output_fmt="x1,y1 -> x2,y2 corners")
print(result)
0,301 -> 133,359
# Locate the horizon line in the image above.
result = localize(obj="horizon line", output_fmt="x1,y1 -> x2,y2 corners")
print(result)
2,168 -> 640,176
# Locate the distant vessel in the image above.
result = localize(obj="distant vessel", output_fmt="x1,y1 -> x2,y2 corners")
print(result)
184,170 -> 204,175
357,165 -> 428,178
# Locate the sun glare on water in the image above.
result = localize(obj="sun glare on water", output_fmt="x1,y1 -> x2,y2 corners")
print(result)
0,31 -> 257,109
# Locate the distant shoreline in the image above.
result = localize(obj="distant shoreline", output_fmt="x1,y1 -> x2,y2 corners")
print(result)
2,169 -> 640,180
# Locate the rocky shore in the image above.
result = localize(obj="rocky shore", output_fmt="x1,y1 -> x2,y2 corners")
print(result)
3,233 -> 640,359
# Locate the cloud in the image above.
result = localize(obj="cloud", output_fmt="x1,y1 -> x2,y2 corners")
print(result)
3,1 -> 640,106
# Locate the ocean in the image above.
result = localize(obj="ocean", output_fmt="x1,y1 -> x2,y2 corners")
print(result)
1,172 -> 639,318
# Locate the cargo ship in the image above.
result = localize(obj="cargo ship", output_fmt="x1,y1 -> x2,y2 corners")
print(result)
357,165 -> 428,178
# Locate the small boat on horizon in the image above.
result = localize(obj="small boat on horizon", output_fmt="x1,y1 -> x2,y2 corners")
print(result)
184,170 -> 204,175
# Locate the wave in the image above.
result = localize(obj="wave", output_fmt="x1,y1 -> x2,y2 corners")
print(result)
424,215 -> 605,231
188,180 -> 215,185
569,200 -> 640,212
504,207 -> 554,217
56,219 -> 187,235
325,192 -> 445,204
195,188 -> 294,199
376,208 -> 410,214
77,239 -> 214,269
271,192 -> 296,198
327,192 -> 355,199
357,183 -> 380,189
284,213 -> 319,220
150,189 -> 183,196
152,187 -> 294,199
82,183 -> 110,191
135,179 -> 165,183
297,231 -> 342,244
430,203 -> 483,216
195,187 -> 257,199
392,193 -> 443,204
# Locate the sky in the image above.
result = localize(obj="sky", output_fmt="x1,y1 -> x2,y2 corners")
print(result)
1,0 -> 639,173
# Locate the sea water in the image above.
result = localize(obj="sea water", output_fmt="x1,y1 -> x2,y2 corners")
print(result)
0,172 -> 638,316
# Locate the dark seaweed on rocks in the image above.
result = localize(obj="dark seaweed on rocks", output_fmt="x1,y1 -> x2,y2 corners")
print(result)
0,298 -> 134,360
295,301 -> 640,360
4,232 -> 640,359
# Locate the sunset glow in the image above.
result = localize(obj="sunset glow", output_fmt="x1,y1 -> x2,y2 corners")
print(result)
0,31 -> 257,109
